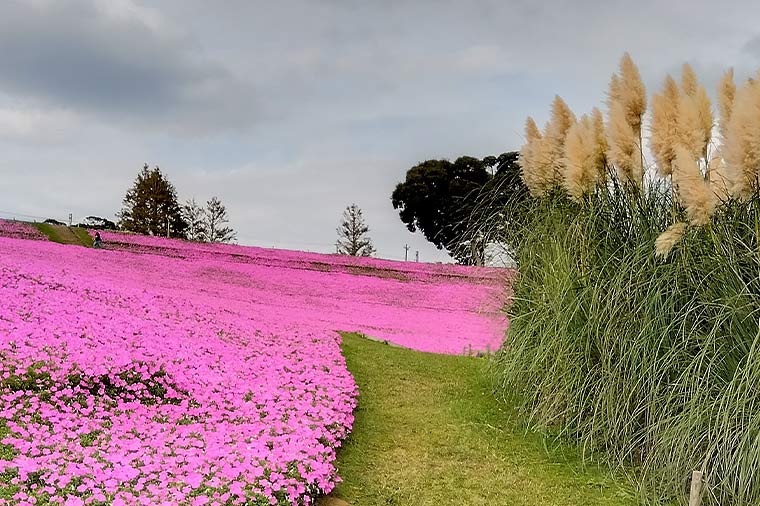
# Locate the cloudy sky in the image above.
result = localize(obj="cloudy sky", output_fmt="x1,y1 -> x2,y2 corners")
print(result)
2,0 -> 760,261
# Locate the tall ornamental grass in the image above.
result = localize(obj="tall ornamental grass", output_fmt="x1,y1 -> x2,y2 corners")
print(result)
492,54 -> 760,505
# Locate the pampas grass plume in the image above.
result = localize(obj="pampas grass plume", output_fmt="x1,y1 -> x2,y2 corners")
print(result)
607,101 -> 642,185
650,75 -> 680,176
681,63 -> 698,97
717,69 -> 735,142
563,115 -> 599,200
619,53 -> 647,135
655,222 -> 687,259
520,116 -> 544,197
673,145 -> 716,225
723,79 -> 760,196
591,107 -> 608,176
709,154 -> 731,200
677,94 -> 704,159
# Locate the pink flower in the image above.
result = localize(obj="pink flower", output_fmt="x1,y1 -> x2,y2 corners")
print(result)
0,230 -> 508,505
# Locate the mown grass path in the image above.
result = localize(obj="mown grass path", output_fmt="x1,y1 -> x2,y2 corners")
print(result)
33,223 -> 92,246
328,333 -> 636,506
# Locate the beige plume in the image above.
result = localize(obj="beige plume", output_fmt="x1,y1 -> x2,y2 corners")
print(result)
650,75 -> 680,176
548,95 -> 576,141
619,53 -> 647,136
655,222 -> 687,259
677,94 -> 704,159
723,79 -> 760,197
673,146 -> 715,225
717,69 -> 735,142
681,63 -> 698,97
607,101 -> 643,185
545,95 -> 577,184
520,117 -> 544,197
708,154 -> 731,200
693,86 -> 713,161
591,108 -> 609,181
607,73 -> 622,112
563,115 -> 604,200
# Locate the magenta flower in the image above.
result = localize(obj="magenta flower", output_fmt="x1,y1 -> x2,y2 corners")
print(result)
0,230 -> 508,505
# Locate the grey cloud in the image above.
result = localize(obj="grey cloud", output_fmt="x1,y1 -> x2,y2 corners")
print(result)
8,0 -> 760,262
743,35 -> 760,59
0,0 -> 257,132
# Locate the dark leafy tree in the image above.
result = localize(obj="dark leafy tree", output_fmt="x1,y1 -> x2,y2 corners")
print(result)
336,204 -> 375,257
118,164 -> 187,237
182,198 -> 207,242
78,216 -> 117,230
391,152 -> 527,264
203,197 -> 236,243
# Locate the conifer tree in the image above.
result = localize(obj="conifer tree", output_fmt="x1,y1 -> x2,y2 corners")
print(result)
203,197 -> 236,243
182,198 -> 207,242
336,204 -> 375,257
118,164 -> 187,237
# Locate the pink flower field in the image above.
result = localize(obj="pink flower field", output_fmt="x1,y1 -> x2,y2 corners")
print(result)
0,220 -> 47,242
0,230 -> 509,505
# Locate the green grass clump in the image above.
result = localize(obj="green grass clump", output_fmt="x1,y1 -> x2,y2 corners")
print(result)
329,332 -> 634,506
492,182 -> 760,505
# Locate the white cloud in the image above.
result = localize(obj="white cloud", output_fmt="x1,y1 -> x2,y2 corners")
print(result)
0,104 -> 80,143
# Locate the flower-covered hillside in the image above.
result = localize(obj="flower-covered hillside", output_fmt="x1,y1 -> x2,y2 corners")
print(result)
0,238 -> 357,506
92,231 -> 510,354
0,219 -> 47,242
0,232 -> 509,505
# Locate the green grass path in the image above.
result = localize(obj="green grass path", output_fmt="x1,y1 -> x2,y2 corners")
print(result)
34,223 -> 93,246
329,333 -> 636,506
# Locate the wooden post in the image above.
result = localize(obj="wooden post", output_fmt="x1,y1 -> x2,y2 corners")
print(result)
688,470 -> 703,506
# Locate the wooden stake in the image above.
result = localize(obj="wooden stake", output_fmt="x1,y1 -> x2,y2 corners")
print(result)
688,470 -> 703,506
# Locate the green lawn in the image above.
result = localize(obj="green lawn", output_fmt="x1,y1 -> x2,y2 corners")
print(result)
34,223 -> 92,246
328,333 -> 636,506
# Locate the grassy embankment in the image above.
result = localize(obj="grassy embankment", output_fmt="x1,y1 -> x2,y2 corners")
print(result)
33,223 -> 92,246
328,333 -> 636,506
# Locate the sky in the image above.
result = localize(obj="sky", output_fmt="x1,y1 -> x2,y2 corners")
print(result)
2,0 -> 760,262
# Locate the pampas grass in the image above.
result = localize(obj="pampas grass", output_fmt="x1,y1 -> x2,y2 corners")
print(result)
606,54 -> 646,185
654,221 -> 687,258
677,94 -> 705,159
607,101 -> 643,185
718,69 -> 736,142
673,146 -> 715,225
619,52 -> 647,137
563,114 -> 602,200
546,95 -> 576,182
492,181 -> 760,506
502,53 -> 760,506
650,76 -> 681,176
681,63 -> 698,96
521,97 -> 576,197
520,117 -> 544,197
723,78 -> 760,197
709,155 -> 731,200
679,65 -> 714,163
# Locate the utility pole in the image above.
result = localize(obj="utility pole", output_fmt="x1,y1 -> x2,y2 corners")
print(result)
68,213 -> 72,227
404,244 -> 410,261
166,216 -> 170,238
415,250 -> 419,262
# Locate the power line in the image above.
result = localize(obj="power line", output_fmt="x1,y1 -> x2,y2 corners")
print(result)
0,209 -> 68,222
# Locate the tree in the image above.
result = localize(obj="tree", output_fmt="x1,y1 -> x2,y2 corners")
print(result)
118,164 -> 187,237
336,204 -> 375,257
391,152 -> 527,264
78,216 -> 117,230
182,198 -> 207,242
203,197 -> 236,243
